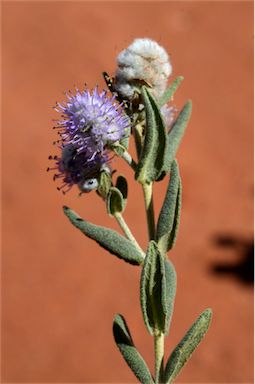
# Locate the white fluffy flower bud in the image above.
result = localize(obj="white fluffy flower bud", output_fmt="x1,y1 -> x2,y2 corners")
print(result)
114,38 -> 172,101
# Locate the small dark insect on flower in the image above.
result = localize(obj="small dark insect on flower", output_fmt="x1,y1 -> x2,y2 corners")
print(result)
49,86 -> 131,194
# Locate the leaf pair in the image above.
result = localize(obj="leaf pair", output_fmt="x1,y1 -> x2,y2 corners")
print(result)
113,309 -> 212,384
63,206 -> 143,265
140,241 -> 176,335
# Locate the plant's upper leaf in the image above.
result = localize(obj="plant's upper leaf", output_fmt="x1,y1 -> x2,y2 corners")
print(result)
161,100 -> 192,178
159,76 -> 184,107
135,87 -> 168,183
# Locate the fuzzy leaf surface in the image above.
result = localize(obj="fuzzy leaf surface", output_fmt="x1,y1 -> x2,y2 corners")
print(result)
164,309 -> 212,383
135,87 -> 167,183
156,160 -> 181,253
167,178 -> 182,250
120,125 -> 131,150
140,241 -> 176,334
97,170 -> 112,199
107,187 -> 125,216
164,259 -> 177,335
63,206 -> 143,265
162,100 -> 192,176
113,314 -> 153,384
159,76 -> 184,107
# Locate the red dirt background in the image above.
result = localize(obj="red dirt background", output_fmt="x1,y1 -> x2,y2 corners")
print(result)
1,1 -> 253,383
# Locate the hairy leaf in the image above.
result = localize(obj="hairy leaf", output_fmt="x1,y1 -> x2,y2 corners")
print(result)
159,76 -> 184,107
162,100 -> 192,176
97,170 -> 112,200
140,241 -> 176,334
113,314 -> 154,384
135,87 -> 167,183
107,187 -> 125,216
164,259 -> 177,335
167,178 -> 182,250
164,309 -> 212,383
156,160 -> 181,253
120,125 -> 131,150
63,206 -> 144,265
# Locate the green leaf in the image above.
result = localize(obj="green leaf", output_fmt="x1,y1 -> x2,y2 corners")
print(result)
111,123 -> 131,157
113,314 -> 154,384
120,125 -> 131,150
159,76 -> 184,107
156,160 -> 181,253
107,187 -> 125,216
135,87 -> 167,184
140,241 -> 176,335
164,309 -> 213,383
97,169 -> 112,200
63,206 -> 144,265
164,259 -> 177,335
113,144 -> 127,157
167,178 -> 182,250
162,100 -> 192,177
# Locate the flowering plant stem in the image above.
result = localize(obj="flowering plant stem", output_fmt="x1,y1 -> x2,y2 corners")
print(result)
120,150 -> 137,171
114,212 -> 145,258
154,331 -> 164,384
57,38 -> 213,384
142,182 -> 156,241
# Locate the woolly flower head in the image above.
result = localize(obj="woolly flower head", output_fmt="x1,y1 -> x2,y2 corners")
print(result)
50,87 -> 130,193
114,38 -> 172,101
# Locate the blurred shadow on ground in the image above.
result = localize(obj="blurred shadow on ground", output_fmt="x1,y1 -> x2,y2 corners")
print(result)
210,234 -> 254,286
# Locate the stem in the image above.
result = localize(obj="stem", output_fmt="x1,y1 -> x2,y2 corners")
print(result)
133,123 -> 143,159
142,182 -> 165,382
114,212 -> 145,259
154,332 -> 164,384
142,182 -> 156,240
120,150 -> 137,171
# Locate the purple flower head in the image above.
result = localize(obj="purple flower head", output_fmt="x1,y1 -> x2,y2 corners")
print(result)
55,86 -> 130,160
48,144 -> 110,194
50,86 -> 130,193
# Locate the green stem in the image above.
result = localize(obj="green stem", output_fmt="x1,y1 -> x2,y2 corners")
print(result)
142,182 -> 165,382
120,150 -> 137,171
114,212 -> 145,260
154,332 -> 164,384
142,182 -> 156,240
133,123 -> 143,159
